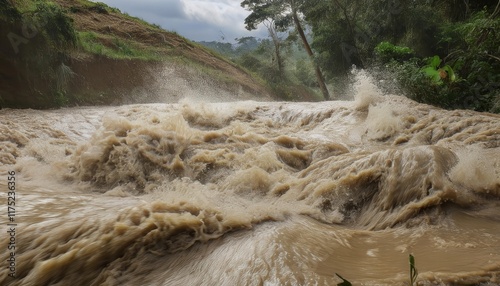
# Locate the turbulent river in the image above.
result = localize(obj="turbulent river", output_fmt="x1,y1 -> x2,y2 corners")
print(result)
0,75 -> 499,285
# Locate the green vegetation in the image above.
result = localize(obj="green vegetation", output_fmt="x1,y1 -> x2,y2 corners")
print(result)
232,0 -> 498,109
379,8 -> 500,112
420,56 -> 456,85
198,37 -> 262,60
77,31 -> 161,60
199,35 -> 324,101
409,254 -> 418,286
242,0 -> 330,100
237,38 -> 323,101
69,1 -> 120,14
3,0 -> 498,109
374,42 -> 414,63
195,1 -> 330,101
296,0 -> 499,112
33,1 -> 77,48
0,0 -> 21,21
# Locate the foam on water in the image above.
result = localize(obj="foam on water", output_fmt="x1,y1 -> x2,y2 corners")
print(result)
1,72 -> 499,285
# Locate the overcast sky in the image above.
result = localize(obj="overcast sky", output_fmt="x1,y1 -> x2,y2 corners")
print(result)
95,0 -> 268,42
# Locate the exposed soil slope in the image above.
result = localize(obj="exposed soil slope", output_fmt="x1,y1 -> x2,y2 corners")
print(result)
0,0 -> 273,108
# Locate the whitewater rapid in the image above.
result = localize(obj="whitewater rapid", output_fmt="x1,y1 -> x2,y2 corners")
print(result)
0,77 -> 499,285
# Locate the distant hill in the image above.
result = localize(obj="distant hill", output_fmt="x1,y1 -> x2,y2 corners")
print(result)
0,0 -> 273,108
197,37 -> 262,58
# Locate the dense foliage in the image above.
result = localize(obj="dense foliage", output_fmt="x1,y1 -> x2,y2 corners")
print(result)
235,0 -> 499,111
299,0 -> 499,112
376,9 -> 500,112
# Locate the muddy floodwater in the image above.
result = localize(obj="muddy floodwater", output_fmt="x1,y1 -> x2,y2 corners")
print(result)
0,77 -> 499,285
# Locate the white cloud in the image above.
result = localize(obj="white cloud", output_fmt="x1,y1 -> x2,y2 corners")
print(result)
180,0 -> 265,40
182,0 -> 244,25
95,0 -> 267,42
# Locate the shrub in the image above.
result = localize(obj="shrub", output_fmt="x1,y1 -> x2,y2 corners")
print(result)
420,55 -> 456,84
88,2 -> 109,14
32,1 -> 77,49
69,6 -> 82,13
375,42 -> 414,63
389,58 -> 464,109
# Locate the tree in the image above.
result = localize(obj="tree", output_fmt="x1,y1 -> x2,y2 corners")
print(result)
303,0 -> 500,78
241,0 -> 331,100
235,36 -> 260,55
266,19 -> 287,79
302,0 -> 447,75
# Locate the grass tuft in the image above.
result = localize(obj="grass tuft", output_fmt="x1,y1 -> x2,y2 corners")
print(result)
409,254 -> 418,286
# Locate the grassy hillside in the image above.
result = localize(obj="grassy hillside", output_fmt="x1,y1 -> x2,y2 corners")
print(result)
0,0 -> 273,108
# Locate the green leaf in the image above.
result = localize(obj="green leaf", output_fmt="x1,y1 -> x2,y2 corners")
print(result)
335,273 -> 352,286
421,67 -> 441,83
409,254 -> 418,286
428,55 -> 441,69
442,65 -> 456,82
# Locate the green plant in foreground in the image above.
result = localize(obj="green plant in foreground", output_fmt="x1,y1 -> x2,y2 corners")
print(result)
335,273 -> 352,286
33,1 -> 77,49
409,254 -> 418,286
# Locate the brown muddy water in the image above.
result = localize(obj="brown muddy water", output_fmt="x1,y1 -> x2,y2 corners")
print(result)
0,76 -> 499,285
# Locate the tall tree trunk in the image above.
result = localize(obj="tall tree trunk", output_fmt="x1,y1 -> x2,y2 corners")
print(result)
291,8 -> 330,100
264,21 -> 284,80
